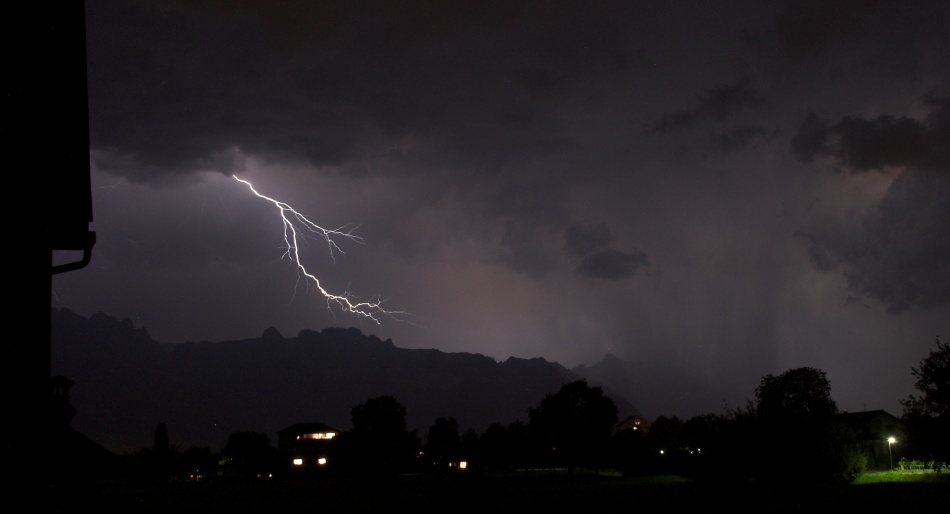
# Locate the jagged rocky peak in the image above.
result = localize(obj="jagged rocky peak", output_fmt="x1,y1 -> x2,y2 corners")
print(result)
261,326 -> 284,342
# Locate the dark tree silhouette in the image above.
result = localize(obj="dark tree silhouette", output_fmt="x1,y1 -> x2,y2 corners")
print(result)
610,422 -> 650,476
755,367 -> 838,421
460,427 -> 479,466
154,422 -> 170,454
902,336 -> 949,418
753,367 -> 864,483
424,416 -> 461,471
648,416 -> 684,452
645,416 -> 685,475
220,431 -> 280,479
528,380 -> 618,475
477,421 -> 531,472
679,405 -> 758,482
178,446 -> 215,481
901,336 -> 949,464
347,396 -> 420,475
152,422 -> 175,481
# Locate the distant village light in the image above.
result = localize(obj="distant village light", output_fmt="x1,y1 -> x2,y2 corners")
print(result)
293,458 -> 304,466
318,458 -> 327,465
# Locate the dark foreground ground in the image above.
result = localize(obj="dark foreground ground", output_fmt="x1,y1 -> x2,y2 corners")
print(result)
51,472 -> 949,514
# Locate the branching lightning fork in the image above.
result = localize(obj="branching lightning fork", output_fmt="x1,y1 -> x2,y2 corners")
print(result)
234,175 -> 405,324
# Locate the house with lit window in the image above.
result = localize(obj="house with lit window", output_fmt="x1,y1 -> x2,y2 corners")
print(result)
277,422 -> 340,471
838,410 -> 905,470
614,415 -> 652,435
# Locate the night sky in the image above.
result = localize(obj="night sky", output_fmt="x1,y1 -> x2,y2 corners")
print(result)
52,1 -> 950,421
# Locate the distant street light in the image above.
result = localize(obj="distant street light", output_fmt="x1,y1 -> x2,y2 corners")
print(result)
887,437 -> 896,470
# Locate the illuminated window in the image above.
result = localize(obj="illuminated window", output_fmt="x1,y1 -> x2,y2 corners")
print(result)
293,458 -> 303,466
318,458 -> 327,465
459,461 -> 468,470
302,432 -> 337,440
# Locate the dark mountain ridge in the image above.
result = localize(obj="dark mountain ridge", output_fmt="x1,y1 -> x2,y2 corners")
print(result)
51,308 -> 639,454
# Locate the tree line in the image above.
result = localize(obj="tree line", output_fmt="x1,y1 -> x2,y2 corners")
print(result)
119,336 -> 950,484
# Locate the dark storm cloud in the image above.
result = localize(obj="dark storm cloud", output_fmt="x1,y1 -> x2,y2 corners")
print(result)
799,170 -> 950,313
563,223 -> 648,281
652,78 -> 765,133
711,125 -> 772,154
563,222 -> 613,257
773,0 -> 881,61
575,249 -> 649,281
792,96 -> 950,173
790,113 -> 830,164
471,174 -> 574,276
55,0 -> 950,430
85,0 -> 636,182
496,219 -> 559,278
771,0 -> 950,82
794,98 -> 950,312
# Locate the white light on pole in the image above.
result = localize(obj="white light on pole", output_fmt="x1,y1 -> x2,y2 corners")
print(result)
887,437 -> 896,470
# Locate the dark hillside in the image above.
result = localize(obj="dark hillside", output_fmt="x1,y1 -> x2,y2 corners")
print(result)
51,308 -> 637,453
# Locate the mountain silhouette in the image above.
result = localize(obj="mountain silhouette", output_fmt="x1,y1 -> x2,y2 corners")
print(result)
51,308 -> 638,454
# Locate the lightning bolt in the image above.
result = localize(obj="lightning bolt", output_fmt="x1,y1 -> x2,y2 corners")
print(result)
234,175 -> 406,324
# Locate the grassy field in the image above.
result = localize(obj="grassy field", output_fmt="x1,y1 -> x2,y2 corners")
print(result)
54,470 -> 949,513
853,470 -> 948,484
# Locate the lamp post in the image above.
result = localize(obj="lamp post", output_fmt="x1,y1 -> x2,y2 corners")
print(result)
887,437 -> 896,470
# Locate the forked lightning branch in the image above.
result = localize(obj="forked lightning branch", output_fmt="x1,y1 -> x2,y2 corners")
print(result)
234,175 -> 405,324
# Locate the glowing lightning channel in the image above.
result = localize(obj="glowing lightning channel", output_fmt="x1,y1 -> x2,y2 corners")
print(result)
234,175 -> 405,324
